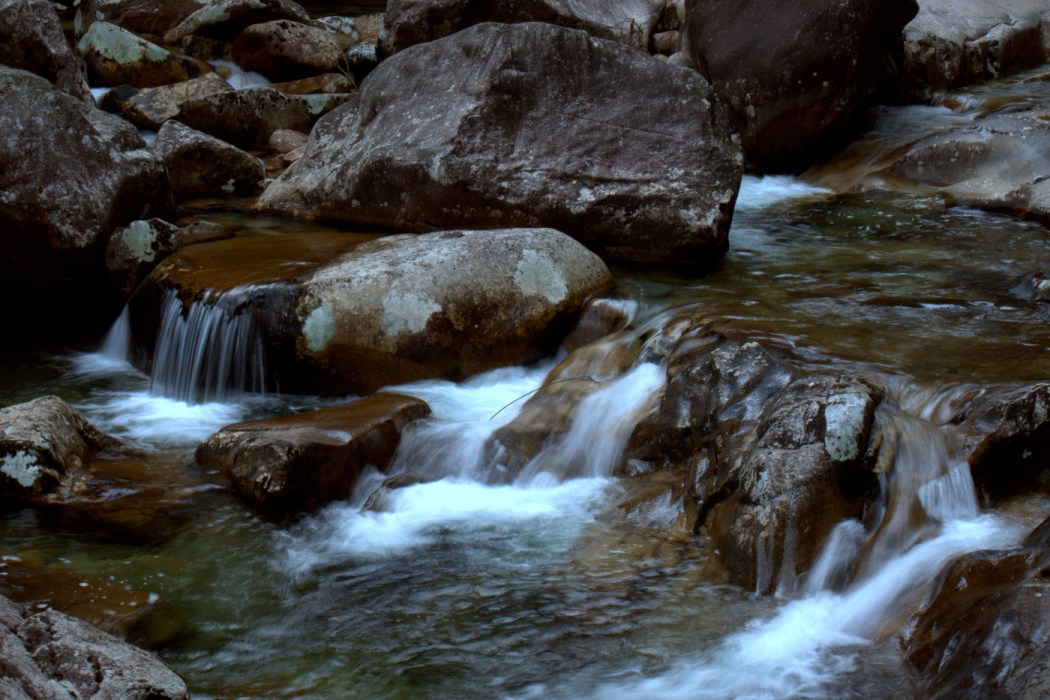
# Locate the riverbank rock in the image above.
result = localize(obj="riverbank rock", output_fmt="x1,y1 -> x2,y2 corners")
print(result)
75,0 -> 208,37
626,319 -> 883,593
0,396 -> 123,506
902,0 -> 1050,98
232,19 -> 344,80
0,67 -> 171,318
903,516 -> 1050,699
951,383 -> 1050,501
163,0 -> 311,45
261,22 -> 742,266
174,86 -> 353,147
77,21 -> 207,88
106,218 -> 234,296
128,228 -> 612,397
115,72 -> 234,130
379,0 -> 665,54
0,594 -> 189,699
153,120 -> 266,198
196,393 -> 430,516
682,0 -> 919,171
0,0 -> 91,101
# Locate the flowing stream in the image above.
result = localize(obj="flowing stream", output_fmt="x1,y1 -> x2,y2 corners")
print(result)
2,68 -> 1049,698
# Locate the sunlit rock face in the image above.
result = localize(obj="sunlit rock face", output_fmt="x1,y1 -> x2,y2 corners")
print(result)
128,228 -> 613,396
260,21 -> 743,267
0,67 -> 171,318
379,0 -> 667,54
682,0 -> 919,172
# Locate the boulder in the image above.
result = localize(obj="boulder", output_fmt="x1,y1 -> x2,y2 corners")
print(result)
0,594 -> 189,699
950,383 -> 1050,501
232,20 -> 345,80
153,120 -> 266,198
267,127 -> 309,153
174,86 -> 353,147
0,67 -> 171,315
0,0 -> 91,101
625,318 -> 883,593
74,0 -> 209,37
341,41 -> 377,83
116,71 -> 235,130
106,218 -> 234,296
902,0 -> 1050,98
682,0 -> 919,171
379,0 -> 666,54
196,393 -> 431,516
260,22 -> 742,266
0,396 -> 123,505
163,0 -> 311,45
127,227 -> 613,397
903,517 -> 1050,699
77,21 -> 207,88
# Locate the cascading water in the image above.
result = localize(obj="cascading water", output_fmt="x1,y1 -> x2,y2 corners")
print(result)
149,288 -> 267,404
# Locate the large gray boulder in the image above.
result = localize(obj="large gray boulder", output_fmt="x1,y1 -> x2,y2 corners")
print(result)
0,594 -> 189,699
682,0 -> 919,171
0,67 -> 171,312
196,393 -> 431,516
260,22 -> 742,266
0,0 -> 91,101
379,0 -> 666,54
902,0 -> 1050,97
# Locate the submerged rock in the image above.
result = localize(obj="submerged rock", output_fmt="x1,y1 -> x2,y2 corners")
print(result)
196,393 -> 430,517
153,119 -> 266,198
0,0 -> 91,101
0,396 -> 123,506
77,21 -> 207,88
904,516 -> 1050,699
902,0 -> 1050,97
232,19 -> 345,80
0,67 -> 171,316
261,22 -> 742,266
379,0 -> 665,54
0,594 -> 189,699
682,0 -> 919,171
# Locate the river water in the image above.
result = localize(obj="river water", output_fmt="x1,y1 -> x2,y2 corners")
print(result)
2,67 -> 1049,698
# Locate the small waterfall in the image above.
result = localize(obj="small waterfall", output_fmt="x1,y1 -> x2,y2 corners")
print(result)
150,288 -> 266,404
99,306 -> 131,362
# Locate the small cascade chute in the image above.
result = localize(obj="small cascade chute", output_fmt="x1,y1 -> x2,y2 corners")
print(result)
99,305 -> 132,364
150,288 -> 267,404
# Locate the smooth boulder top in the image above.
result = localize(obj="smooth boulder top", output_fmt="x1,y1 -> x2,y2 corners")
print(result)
260,21 -> 742,266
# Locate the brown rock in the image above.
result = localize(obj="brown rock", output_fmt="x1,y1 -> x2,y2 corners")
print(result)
153,120 -> 266,198
268,72 -> 352,95
118,72 -> 234,130
232,19 -> 344,80
74,0 -> 209,38
163,0 -> 312,44
196,393 -> 431,516
268,127 -> 309,153
0,0 -> 91,101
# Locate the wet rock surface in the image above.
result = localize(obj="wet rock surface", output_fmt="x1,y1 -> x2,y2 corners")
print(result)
904,516 -> 1050,699
902,0 -> 1050,97
261,21 -> 742,266
196,393 -> 430,517
0,0 -> 91,101
380,0 -> 666,54
0,67 -> 171,316
0,396 -> 124,506
153,120 -> 266,198
682,0 -> 919,171
0,593 -> 189,699
106,218 -> 234,296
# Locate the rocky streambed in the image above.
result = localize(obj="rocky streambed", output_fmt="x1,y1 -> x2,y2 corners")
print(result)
3,0 -> 1050,698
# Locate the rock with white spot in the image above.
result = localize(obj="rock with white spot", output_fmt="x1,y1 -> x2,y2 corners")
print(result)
0,67 -> 171,320
260,21 -> 742,266
77,21 -> 208,88
379,0 -> 665,54
0,0 -> 91,101
196,393 -> 431,516
681,0 -> 918,171
106,218 -> 233,296
153,119 -> 266,198
0,396 -> 123,505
